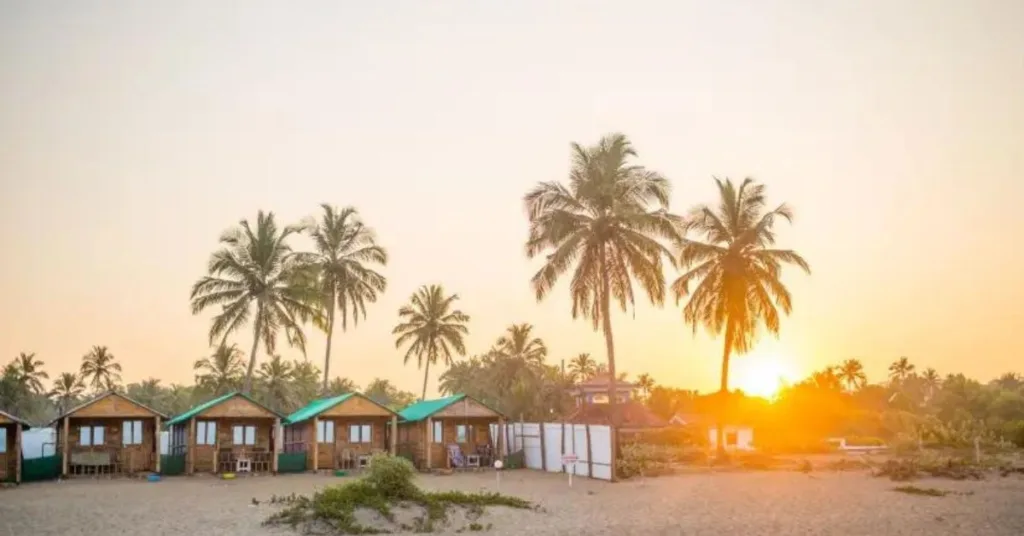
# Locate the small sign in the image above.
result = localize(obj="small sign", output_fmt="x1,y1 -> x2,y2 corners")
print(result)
562,453 -> 578,464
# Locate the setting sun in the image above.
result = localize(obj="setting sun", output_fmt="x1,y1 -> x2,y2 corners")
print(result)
732,350 -> 800,399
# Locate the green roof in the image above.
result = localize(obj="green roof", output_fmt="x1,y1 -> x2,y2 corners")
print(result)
397,394 -> 467,422
284,393 -> 353,424
165,391 -> 283,427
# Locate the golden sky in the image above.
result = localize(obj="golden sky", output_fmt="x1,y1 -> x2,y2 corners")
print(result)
1,1 -> 1022,396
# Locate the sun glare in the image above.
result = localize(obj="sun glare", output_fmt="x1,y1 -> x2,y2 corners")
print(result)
733,351 -> 799,399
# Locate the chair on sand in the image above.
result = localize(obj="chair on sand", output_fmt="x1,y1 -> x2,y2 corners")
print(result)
446,444 -> 467,469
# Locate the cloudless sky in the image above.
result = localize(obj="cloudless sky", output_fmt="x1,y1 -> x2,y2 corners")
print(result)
1,1 -> 1022,397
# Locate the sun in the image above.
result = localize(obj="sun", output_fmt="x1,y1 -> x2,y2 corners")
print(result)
732,350 -> 799,399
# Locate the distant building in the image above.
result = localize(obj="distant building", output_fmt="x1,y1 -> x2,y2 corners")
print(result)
670,413 -> 755,451
567,374 -> 666,432
570,374 -> 637,406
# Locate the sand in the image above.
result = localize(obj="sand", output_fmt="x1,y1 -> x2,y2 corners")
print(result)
2,470 -> 1023,535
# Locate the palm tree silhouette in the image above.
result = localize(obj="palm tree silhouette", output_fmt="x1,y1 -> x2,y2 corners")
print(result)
393,284 -> 470,400
568,353 -> 597,381
838,359 -> 867,392
80,346 -> 122,392
193,343 -> 244,395
48,372 -> 86,414
13,352 -> 48,395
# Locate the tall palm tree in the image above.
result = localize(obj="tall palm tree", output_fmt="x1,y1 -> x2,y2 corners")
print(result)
301,204 -> 388,394
838,359 -> 867,392
568,353 -> 597,380
13,352 -> 48,395
193,343 -> 245,395
636,373 -> 655,398
493,324 -> 547,364
671,178 -> 810,456
48,372 -> 86,414
524,133 -> 680,434
80,346 -> 122,391
257,354 -> 295,412
888,356 -> 915,384
190,211 -> 321,393
392,284 -> 470,400
921,367 -> 942,402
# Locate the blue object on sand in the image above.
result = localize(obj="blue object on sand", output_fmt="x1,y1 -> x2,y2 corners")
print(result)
147,474 -> 161,482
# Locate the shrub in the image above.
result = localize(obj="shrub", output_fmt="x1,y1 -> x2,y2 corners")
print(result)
364,453 -> 417,499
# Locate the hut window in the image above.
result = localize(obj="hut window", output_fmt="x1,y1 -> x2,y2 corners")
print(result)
233,425 -> 256,446
317,421 -> 335,443
79,425 -> 105,446
432,421 -> 443,443
122,420 -> 144,446
456,424 -> 475,443
196,421 -> 217,445
348,423 -> 372,443
0,428 -> 6,453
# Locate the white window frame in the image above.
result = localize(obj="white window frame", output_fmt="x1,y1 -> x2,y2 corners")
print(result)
122,420 -> 144,446
348,423 -> 372,444
232,424 -> 256,446
432,421 -> 443,444
79,425 -> 105,446
317,420 -> 335,443
196,421 -> 217,445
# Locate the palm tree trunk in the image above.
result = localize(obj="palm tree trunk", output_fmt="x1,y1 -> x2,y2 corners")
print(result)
243,306 -> 264,394
421,358 -> 431,401
716,319 -> 735,460
598,245 -> 619,481
322,292 -> 336,394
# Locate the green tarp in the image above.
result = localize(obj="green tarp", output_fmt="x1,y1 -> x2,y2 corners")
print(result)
277,452 -> 306,473
21,455 -> 61,482
161,454 -> 186,476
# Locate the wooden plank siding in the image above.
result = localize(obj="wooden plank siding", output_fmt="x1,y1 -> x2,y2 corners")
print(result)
191,418 -> 274,473
398,417 -> 497,469
0,423 -> 16,482
55,392 -> 164,477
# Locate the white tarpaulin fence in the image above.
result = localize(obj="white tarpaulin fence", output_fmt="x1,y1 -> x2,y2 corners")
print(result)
491,422 -> 613,481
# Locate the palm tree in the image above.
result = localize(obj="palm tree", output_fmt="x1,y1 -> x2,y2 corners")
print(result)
493,324 -> 547,364
13,352 -> 48,395
392,284 -> 470,400
921,367 -> 942,401
524,133 -> 680,434
811,367 -> 842,391
48,372 -> 86,414
888,356 -> 915,384
190,211 -> 321,393
671,178 -> 810,456
438,357 -> 484,396
636,373 -> 655,398
568,353 -> 597,380
80,346 -> 122,391
301,204 -> 388,394
164,384 -> 194,416
290,358 -> 321,407
325,377 -> 359,396
126,378 -> 164,409
257,354 -> 294,412
838,359 -> 867,392
193,343 -> 245,395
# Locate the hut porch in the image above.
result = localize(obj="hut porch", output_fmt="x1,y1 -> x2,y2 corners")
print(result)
395,395 -> 505,471
282,393 -> 399,472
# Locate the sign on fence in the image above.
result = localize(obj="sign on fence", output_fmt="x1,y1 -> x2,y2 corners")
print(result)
561,453 -> 578,464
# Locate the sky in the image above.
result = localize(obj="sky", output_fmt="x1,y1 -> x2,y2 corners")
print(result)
1,1 -> 1022,398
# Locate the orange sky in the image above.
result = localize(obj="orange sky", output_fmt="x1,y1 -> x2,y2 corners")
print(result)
1,2 -> 1022,397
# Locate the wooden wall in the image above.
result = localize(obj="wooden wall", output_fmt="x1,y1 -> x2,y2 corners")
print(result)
0,424 -> 15,481
69,394 -> 157,419
192,417 -> 274,473
64,417 -> 157,473
312,417 -> 390,469
399,417 -> 497,469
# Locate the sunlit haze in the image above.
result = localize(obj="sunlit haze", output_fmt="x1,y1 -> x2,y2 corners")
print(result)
2,1 -> 1022,396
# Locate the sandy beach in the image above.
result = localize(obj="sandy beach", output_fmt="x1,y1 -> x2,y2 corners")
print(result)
2,470 -> 1023,536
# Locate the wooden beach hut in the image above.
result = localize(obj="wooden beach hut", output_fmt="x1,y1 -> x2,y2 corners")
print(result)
51,391 -> 167,477
395,395 -> 505,470
282,393 -> 399,472
165,391 -> 283,475
0,409 -> 30,484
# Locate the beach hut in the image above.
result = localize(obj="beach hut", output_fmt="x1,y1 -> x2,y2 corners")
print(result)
395,395 -> 505,470
283,393 -> 399,472
51,391 -> 167,477
164,391 -> 283,475
0,409 -> 30,484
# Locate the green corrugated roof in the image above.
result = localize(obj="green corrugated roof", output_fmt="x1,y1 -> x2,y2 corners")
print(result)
397,394 -> 466,422
165,391 -> 283,427
284,393 -> 354,424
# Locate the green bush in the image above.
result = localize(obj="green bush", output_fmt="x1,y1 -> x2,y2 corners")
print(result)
364,453 -> 417,499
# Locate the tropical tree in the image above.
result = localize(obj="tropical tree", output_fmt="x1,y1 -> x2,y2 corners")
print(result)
325,377 -> 359,396
392,284 -> 470,400
13,352 -> 48,395
363,378 -> 417,410
888,357 -> 916,385
524,133 -> 680,434
257,354 -> 295,412
163,384 -> 195,416
126,378 -> 164,409
190,211 -> 321,393
439,357 -> 485,396
80,346 -> 122,391
193,343 -> 244,395
994,372 -> 1022,391
671,178 -> 810,456
301,204 -> 387,394
811,367 -> 842,391
838,359 -> 867,392
493,324 -> 547,364
290,358 -> 322,404
921,367 -> 942,402
49,372 -> 86,414
636,373 -> 656,399
568,353 -> 597,381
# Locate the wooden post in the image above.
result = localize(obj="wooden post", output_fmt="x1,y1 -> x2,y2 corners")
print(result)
187,418 -> 196,475
425,418 -> 432,470
154,416 -> 161,473
390,416 -> 397,456
496,418 -> 505,462
311,417 -> 319,472
272,418 -> 280,474
14,425 -> 22,484
539,422 -> 547,471
62,417 -> 70,476
585,424 -> 593,478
